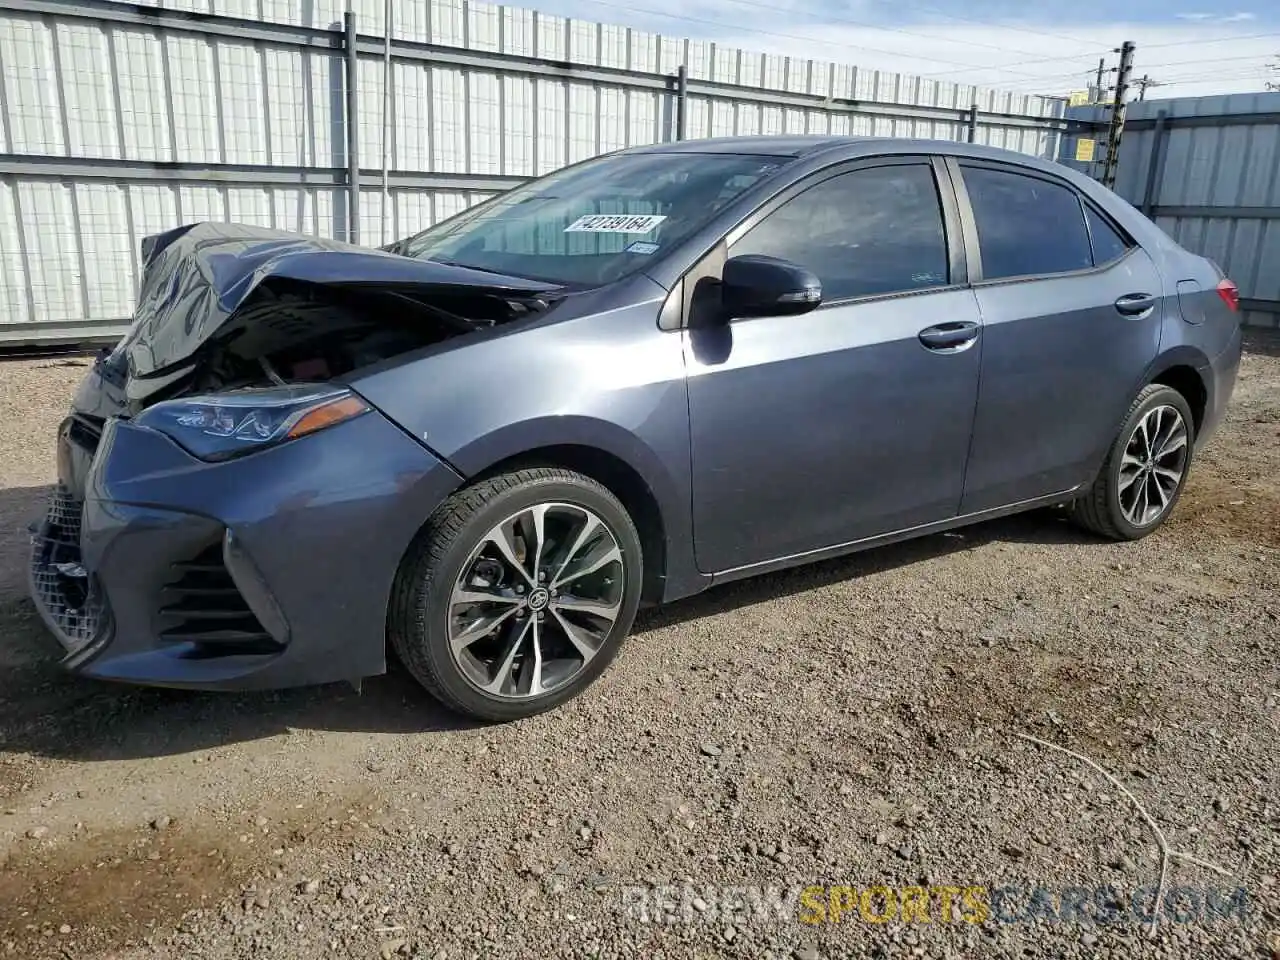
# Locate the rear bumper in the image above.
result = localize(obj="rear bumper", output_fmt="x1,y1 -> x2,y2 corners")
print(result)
29,407 -> 461,690
1197,322 -> 1243,448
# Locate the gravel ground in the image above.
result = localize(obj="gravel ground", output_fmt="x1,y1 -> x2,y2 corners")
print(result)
0,335 -> 1277,960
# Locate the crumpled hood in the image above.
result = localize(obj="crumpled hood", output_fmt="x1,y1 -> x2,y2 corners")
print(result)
118,222 -> 556,384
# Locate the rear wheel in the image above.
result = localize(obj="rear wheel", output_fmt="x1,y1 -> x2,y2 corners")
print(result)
1070,383 -> 1194,541
390,467 -> 643,721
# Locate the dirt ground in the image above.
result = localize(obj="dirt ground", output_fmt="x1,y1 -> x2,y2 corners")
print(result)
0,335 -> 1277,960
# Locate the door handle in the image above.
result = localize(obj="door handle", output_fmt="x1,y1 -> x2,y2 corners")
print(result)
918,321 -> 980,352
1114,293 -> 1157,316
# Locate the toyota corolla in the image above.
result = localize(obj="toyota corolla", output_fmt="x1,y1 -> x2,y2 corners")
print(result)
30,136 -> 1242,721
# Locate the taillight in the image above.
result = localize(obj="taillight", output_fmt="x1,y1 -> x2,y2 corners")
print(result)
1216,278 -> 1239,312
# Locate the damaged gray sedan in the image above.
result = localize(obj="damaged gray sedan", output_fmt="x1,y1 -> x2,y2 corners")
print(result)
30,138 -> 1242,720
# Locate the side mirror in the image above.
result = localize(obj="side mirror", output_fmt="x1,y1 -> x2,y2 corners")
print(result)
721,254 -> 822,319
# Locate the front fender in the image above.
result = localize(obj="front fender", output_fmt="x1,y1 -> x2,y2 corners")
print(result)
447,413 -> 681,509
350,287 -> 706,602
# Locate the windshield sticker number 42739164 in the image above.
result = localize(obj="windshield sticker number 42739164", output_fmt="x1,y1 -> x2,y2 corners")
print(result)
564,214 -> 667,234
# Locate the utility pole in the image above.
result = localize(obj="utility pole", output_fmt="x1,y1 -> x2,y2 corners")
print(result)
1093,58 -> 1106,102
1134,74 -> 1160,101
1101,40 -> 1136,189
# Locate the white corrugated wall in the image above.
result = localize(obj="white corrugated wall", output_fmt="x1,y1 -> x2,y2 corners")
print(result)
0,0 -> 1065,342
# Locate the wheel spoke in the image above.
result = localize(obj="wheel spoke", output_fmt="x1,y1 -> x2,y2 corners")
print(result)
452,587 -> 519,607
554,541 -> 622,588
521,504 -> 550,583
451,604 -> 522,655
481,617 -> 533,694
1118,464 -> 1144,494
1153,465 -> 1182,485
1135,416 -> 1152,459
551,607 -> 602,663
1149,471 -> 1170,510
486,522 -> 533,587
550,513 -> 601,586
551,594 -> 621,621
522,618 -> 545,696
1156,427 -> 1188,459
1127,473 -> 1149,524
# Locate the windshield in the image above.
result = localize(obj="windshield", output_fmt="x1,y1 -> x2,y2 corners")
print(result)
399,152 -> 789,286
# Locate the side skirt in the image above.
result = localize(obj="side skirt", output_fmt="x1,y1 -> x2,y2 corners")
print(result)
707,485 -> 1086,587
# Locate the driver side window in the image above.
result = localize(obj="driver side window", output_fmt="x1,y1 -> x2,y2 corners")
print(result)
730,164 -> 950,302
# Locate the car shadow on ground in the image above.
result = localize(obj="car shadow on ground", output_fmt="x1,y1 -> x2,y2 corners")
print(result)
0,479 -> 1099,763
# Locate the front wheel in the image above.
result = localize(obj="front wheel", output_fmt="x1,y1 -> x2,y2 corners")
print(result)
390,467 -> 643,721
1070,383 -> 1195,541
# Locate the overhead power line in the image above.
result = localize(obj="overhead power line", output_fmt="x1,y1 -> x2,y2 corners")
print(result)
920,49 -> 1118,79
1140,29 -> 1280,50
675,0 -> 1094,62
579,0 -> 1101,80
849,0 -> 1107,49
1156,73 -> 1274,87
1154,67 -> 1275,83
1135,52 -> 1280,70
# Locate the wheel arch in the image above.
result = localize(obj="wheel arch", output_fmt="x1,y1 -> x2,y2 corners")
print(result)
469,443 -> 669,604
442,416 -> 696,605
1145,347 -> 1211,436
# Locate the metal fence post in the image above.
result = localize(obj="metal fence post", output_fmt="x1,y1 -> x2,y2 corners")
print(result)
967,103 -> 978,144
344,9 -> 360,244
1140,109 -> 1168,217
676,64 -> 688,141
381,0 -> 392,247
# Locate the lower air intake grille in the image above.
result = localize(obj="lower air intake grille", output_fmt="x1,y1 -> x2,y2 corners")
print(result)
29,484 -> 107,653
160,542 -> 281,654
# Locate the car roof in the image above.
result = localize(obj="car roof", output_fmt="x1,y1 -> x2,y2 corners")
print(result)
623,134 -> 1187,280
622,134 -> 1066,175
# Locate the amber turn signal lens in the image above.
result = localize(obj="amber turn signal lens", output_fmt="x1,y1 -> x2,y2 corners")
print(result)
285,394 -> 370,439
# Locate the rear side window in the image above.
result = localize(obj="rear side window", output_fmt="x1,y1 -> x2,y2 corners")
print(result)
961,165 -> 1093,280
1084,204 -> 1132,266
729,163 -> 950,302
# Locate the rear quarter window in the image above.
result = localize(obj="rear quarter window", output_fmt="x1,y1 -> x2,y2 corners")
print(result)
961,165 -> 1093,280
1084,204 -> 1133,266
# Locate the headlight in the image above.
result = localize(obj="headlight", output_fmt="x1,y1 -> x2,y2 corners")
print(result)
136,385 -> 371,460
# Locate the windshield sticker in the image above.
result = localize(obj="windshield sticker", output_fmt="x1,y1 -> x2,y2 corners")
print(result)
625,240 -> 660,255
564,214 -> 667,234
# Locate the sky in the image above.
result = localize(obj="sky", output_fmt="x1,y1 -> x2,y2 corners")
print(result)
527,0 -> 1280,101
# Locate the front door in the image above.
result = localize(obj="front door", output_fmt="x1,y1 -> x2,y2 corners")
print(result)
953,161 -> 1165,514
685,160 -> 983,574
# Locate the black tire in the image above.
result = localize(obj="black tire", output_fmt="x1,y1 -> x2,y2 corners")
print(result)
389,467 -> 643,722
1070,383 -> 1195,541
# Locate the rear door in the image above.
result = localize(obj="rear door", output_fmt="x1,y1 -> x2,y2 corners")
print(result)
684,158 -> 984,574
953,160 -> 1164,514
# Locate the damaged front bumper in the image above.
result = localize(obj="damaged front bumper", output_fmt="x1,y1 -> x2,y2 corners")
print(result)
29,401 -> 462,690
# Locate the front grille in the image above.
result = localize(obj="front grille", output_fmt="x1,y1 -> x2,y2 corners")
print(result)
160,543 -> 281,654
29,484 -> 107,653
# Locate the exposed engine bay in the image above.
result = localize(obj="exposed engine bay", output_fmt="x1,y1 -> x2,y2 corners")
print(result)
141,278 -> 554,403
72,221 -> 562,422
82,276 -> 556,427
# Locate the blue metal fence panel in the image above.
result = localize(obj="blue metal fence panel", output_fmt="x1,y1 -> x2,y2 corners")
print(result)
1070,93 -> 1280,329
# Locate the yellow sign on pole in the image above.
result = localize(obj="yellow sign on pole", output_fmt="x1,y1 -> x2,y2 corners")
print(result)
1067,90 -> 1091,107
1075,138 -> 1096,162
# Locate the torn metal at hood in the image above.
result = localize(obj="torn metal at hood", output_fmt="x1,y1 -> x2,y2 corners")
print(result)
112,222 -> 561,405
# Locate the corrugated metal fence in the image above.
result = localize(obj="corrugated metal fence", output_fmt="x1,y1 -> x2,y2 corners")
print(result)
1070,93 -> 1280,330
0,0 -> 1068,345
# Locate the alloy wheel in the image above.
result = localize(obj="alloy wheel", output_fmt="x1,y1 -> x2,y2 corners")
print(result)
447,503 -> 625,699
1117,404 -> 1189,528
